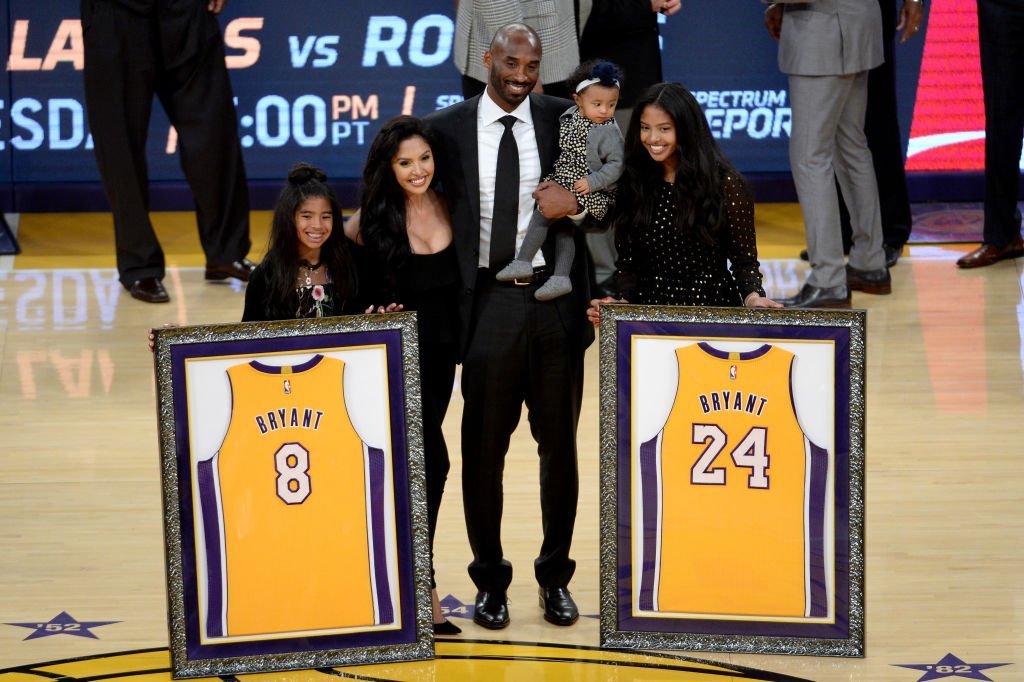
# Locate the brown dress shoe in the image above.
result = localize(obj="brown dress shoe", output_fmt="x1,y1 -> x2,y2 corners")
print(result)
779,283 -> 851,309
846,265 -> 892,295
205,258 -> 256,282
956,237 -> 1024,269
128,277 -> 170,303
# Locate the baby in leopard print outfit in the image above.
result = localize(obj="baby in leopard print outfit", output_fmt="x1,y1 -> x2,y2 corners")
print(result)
496,60 -> 624,300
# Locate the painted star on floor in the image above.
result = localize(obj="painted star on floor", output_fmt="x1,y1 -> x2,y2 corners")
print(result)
893,653 -> 1011,681
439,594 -> 599,620
5,611 -> 120,640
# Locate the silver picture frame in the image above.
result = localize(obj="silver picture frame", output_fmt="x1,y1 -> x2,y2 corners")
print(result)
153,313 -> 433,677
598,304 -> 866,657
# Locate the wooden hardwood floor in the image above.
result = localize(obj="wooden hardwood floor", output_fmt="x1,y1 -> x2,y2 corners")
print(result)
1,209 -> 1021,681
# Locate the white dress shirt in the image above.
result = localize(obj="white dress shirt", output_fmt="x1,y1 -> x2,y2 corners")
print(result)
476,91 -> 544,269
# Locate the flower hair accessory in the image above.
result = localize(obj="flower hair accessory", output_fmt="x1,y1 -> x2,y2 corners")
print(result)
575,61 -> 622,93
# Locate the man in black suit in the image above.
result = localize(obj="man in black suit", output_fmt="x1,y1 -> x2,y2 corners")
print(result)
578,0 -> 680,296
81,0 -> 254,303
957,0 -> 1024,268
425,23 -> 593,630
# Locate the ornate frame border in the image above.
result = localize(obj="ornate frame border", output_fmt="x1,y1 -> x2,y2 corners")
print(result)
153,313 -> 433,677
598,304 -> 866,657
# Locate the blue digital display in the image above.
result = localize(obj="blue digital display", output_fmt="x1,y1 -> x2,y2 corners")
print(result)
0,1 -> 928,203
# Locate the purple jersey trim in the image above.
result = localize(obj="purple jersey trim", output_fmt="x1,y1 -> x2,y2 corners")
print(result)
367,446 -> 394,625
637,435 -> 660,612
248,354 -> 324,374
197,459 -> 224,638
696,341 -> 771,361
807,440 -> 829,618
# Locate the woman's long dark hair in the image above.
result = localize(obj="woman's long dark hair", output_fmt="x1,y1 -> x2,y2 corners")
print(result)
261,162 -> 355,315
614,82 -> 739,247
359,116 -> 440,289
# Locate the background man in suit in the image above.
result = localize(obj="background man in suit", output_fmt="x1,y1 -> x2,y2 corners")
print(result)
452,0 -> 586,99
81,0 -> 254,304
957,0 -> 1024,268
806,0 -> 925,268
578,0 -> 681,297
426,23 -> 593,630
766,0 -> 892,308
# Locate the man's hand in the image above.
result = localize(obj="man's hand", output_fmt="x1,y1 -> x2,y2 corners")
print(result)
207,0 -> 226,14
533,181 -> 581,220
897,0 -> 925,43
651,0 -> 681,16
764,4 -> 783,41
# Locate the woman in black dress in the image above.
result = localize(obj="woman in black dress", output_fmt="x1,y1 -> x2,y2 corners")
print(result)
588,83 -> 781,325
345,116 -> 461,635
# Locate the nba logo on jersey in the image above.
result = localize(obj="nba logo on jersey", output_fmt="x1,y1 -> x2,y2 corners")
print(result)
283,379 -> 291,394
729,364 -> 737,380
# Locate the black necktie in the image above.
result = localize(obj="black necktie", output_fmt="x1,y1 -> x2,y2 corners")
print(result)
489,115 -> 520,268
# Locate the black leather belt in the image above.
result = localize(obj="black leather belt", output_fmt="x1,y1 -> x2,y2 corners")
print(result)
479,266 -> 549,287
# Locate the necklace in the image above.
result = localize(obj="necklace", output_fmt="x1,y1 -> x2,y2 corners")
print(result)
298,260 -> 323,287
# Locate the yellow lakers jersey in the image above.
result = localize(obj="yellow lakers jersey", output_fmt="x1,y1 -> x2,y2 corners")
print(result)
637,342 -> 830,620
197,354 -> 392,638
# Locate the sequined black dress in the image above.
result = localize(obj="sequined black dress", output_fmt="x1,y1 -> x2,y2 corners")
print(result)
615,172 -> 766,306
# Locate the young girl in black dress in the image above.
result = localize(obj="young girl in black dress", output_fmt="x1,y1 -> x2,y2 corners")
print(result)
345,116 -> 461,635
242,163 -> 370,321
588,82 -> 781,325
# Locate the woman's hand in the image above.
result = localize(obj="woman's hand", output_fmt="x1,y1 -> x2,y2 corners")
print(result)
365,302 -> 405,314
744,293 -> 784,308
148,323 -> 178,352
587,296 -> 627,328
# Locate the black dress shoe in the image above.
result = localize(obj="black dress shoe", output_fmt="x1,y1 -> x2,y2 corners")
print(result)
539,587 -> 579,626
883,244 -> 901,268
846,264 -> 891,295
205,257 -> 256,282
433,619 -> 462,636
956,236 -> 1024,268
128,277 -> 170,303
779,282 -> 851,309
473,591 -> 509,629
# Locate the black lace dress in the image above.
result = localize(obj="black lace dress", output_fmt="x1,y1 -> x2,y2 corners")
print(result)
615,172 -> 766,306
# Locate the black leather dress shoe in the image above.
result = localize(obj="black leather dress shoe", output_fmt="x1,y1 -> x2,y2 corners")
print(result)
128,277 -> 170,303
779,283 -> 851,309
473,591 -> 509,629
205,257 -> 256,282
956,237 -> 1024,269
846,264 -> 891,294
883,244 -> 901,268
539,587 -> 579,626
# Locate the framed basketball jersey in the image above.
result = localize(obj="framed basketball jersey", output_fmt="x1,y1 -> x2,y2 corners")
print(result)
597,304 -> 866,658
153,314 -> 434,677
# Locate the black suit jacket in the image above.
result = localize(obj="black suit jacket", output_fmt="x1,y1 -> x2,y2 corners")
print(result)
425,93 -> 595,360
579,0 -> 662,107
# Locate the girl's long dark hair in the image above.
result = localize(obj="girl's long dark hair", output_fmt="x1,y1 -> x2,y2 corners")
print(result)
613,82 -> 739,247
359,116 -> 439,290
261,162 -> 355,316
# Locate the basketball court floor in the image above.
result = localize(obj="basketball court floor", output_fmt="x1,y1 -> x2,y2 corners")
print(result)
1,205 -> 1021,681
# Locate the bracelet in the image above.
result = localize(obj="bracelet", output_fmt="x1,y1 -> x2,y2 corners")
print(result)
743,292 -> 760,306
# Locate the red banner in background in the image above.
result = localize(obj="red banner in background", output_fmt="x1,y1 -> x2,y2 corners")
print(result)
906,0 -> 985,171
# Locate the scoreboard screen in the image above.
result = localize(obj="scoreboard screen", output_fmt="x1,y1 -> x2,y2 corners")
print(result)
0,0 -> 1003,209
